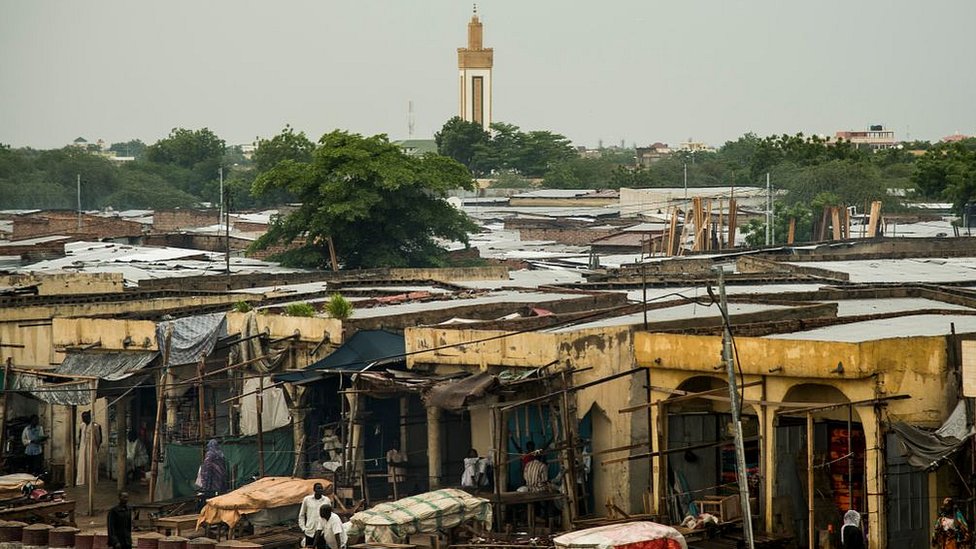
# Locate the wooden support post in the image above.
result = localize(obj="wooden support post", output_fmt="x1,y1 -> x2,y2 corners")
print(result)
704,199 -> 713,251
67,405 -> 76,488
327,237 -> 339,272
399,397 -> 409,457
727,198 -> 738,248
116,396 -> 128,492
787,217 -> 796,244
559,373 -> 578,526
87,380 -> 96,516
658,401 -> 669,519
667,208 -> 679,256
807,412 -> 814,549
256,375 -> 265,477
717,199 -> 725,249
427,406 -> 442,490
818,207 -> 830,241
0,358 -> 10,471
197,356 -> 206,447
831,207 -> 842,241
866,200 -> 882,238
149,327 -> 172,503
645,368 -> 654,512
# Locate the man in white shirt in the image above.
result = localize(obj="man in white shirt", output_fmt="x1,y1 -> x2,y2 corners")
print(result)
298,483 -> 331,546
313,504 -> 346,549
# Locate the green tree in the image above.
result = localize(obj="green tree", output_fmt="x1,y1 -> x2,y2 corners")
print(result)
913,139 -> 976,212
108,139 -> 147,159
253,125 -> 314,172
251,130 -> 478,269
145,128 -> 226,169
435,117 -> 490,172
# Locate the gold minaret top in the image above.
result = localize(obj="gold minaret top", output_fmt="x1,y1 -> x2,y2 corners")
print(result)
457,7 -> 493,70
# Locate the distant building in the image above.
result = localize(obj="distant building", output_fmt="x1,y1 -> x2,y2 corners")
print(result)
71,137 -> 89,148
240,144 -> 257,160
457,7 -> 493,131
835,124 -> 898,150
395,139 -> 438,157
677,139 -> 715,154
635,143 -> 672,168
942,133 -> 972,143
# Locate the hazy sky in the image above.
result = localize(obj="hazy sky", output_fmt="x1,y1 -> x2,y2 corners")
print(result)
2,0 -> 974,150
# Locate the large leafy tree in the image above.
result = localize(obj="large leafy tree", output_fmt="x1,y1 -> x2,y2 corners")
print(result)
145,127 -> 226,196
251,130 -> 478,269
913,139 -> 976,212
434,117 -> 490,172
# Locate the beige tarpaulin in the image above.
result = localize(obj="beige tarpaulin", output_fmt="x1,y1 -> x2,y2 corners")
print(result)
196,476 -> 332,529
348,488 -> 492,543
0,473 -> 43,500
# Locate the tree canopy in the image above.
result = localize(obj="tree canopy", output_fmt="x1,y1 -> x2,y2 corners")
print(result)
435,117 -> 576,177
251,130 -> 478,269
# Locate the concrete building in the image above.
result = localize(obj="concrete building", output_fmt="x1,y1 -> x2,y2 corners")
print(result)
457,8 -> 493,131
835,125 -> 898,151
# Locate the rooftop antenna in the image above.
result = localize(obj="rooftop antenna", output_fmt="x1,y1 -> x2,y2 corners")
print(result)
408,100 -> 415,138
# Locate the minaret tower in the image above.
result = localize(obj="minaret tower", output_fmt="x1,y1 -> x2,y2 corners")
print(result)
457,5 -> 493,131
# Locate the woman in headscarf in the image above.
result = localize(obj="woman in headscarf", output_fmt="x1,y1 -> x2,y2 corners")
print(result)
933,497 -> 971,549
841,509 -> 865,549
199,439 -> 228,495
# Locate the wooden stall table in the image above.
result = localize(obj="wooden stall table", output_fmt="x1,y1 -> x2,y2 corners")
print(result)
0,499 -> 76,526
485,491 -> 564,532
154,514 -> 201,537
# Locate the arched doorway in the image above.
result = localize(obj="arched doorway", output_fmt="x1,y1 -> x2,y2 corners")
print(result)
777,384 -> 862,548
664,376 -> 760,523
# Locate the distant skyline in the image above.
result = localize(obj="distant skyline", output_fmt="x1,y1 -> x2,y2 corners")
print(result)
1,0 -> 974,150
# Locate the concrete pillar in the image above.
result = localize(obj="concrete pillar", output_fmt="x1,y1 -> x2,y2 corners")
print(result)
861,406 -> 884,548
116,397 -> 128,491
427,406 -> 442,490
762,405 -> 778,532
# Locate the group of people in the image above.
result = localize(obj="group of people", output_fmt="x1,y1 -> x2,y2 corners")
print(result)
298,483 -> 347,549
20,411 -> 151,486
832,497 -> 971,549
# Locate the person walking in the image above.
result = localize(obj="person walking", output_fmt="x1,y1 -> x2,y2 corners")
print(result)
21,415 -> 46,476
107,492 -> 132,549
299,483 -> 331,547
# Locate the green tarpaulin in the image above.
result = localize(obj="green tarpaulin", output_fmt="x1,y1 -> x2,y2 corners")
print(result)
163,427 -> 294,498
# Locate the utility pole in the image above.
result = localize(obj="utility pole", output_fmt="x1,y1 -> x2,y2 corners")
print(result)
764,173 -> 771,246
224,183 -> 231,275
717,268 -> 755,549
218,167 -> 224,222
683,162 -> 688,201
76,174 -> 82,231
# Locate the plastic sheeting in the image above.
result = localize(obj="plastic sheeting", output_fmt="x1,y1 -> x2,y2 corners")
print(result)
890,400 -> 975,470
9,372 -> 92,405
55,351 -> 157,381
423,372 -> 498,412
348,489 -> 492,543
196,476 -> 332,529
553,521 -> 688,549
164,427 -> 295,498
239,376 -> 291,436
156,313 -> 227,366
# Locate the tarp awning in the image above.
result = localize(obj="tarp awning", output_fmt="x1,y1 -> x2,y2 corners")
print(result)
554,521 -> 688,549
55,351 -> 157,381
157,313 -> 227,367
8,372 -> 91,406
423,372 -> 498,412
197,476 -> 331,529
890,400 -> 975,470
274,329 -> 405,385
348,488 -> 492,544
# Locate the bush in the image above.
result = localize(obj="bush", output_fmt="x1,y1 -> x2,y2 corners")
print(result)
324,293 -> 353,320
283,302 -> 316,317
233,301 -> 253,313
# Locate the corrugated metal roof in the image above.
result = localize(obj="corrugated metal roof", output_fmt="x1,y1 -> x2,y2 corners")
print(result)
55,351 -> 157,381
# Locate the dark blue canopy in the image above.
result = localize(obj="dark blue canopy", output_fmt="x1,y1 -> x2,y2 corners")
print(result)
273,329 -> 405,385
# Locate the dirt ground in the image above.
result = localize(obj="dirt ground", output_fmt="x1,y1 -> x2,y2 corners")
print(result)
63,479 -> 155,531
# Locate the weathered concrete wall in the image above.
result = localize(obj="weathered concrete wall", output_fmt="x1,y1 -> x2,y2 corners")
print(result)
518,227 -> 617,245
509,197 -> 617,207
406,325 -> 648,514
12,212 -> 144,240
0,273 -> 125,295
153,209 -> 222,232
53,318 -> 158,350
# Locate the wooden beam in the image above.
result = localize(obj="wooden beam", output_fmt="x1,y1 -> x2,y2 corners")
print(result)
807,412 -> 814,549
831,207 -> 842,241
775,394 -> 910,416
787,218 -> 796,245
727,198 -> 738,248
618,380 -> 764,413
602,435 -> 761,465
866,201 -> 882,238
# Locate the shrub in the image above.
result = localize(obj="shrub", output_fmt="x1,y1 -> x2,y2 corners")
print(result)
283,302 -> 316,317
324,293 -> 354,320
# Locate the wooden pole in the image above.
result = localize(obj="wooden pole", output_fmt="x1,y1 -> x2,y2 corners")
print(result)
559,372 -> 579,525
87,380 -> 96,516
727,198 -> 738,248
831,207 -> 842,241
256,375 -> 265,477
427,406 -> 442,489
67,406 -> 76,487
116,396 -> 127,492
807,412 -> 815,549
0,358 -> 10,468
197,355 -> 206,446
149,327 -> 172,503
867,200 -> 882,238
327,237 -> 339,273
787,218 -> 796,244
658,401 -> 669,519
